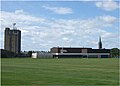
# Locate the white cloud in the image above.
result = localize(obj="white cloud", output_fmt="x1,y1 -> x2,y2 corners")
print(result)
1,10 -> 119,50
1,10 -> 45,27
42,5 -> 73,14
15,9 -> 24,14
95,1 -> 119,11
98,15 -> 117,23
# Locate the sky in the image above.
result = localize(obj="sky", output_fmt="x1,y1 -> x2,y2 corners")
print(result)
0,0 -> 119,51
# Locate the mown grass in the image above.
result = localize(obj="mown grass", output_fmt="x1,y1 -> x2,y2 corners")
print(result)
1,58 -> 119,86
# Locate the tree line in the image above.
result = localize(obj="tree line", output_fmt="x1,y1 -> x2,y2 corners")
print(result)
110,48 -> 120,58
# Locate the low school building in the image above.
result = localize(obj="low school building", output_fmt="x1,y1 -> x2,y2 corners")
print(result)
50,47 -> 110,58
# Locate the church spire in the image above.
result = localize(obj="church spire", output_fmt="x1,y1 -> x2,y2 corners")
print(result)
98,36 -> 102,49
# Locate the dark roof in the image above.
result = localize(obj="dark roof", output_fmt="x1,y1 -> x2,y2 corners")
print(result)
51,47 -> 110,53
52,47 -> 92,49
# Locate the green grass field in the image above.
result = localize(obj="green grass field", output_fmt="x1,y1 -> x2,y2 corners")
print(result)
1,58 -> 119,85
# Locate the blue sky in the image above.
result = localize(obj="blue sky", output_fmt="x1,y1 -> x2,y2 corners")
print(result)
1,1 -> 119,51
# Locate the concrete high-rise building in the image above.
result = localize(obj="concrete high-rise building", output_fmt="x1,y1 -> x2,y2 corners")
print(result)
4,24 -> 21,54
98,36 -> 102,49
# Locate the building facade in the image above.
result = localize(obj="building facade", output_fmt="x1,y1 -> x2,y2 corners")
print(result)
50,47 -> 110,58
4,27 -> 21,54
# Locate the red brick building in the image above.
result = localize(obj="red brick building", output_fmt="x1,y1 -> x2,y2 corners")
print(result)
50,47 -> 110,58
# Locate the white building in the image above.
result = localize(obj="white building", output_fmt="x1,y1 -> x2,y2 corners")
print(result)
32,52 -> 52,58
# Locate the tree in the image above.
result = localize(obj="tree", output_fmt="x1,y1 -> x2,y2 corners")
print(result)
110,48 -> 120,58
28,51 -> 32,57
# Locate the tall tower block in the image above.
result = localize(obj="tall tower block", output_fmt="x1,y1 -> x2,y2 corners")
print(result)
4,24 -> 21,54
98,36 -> 102,49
